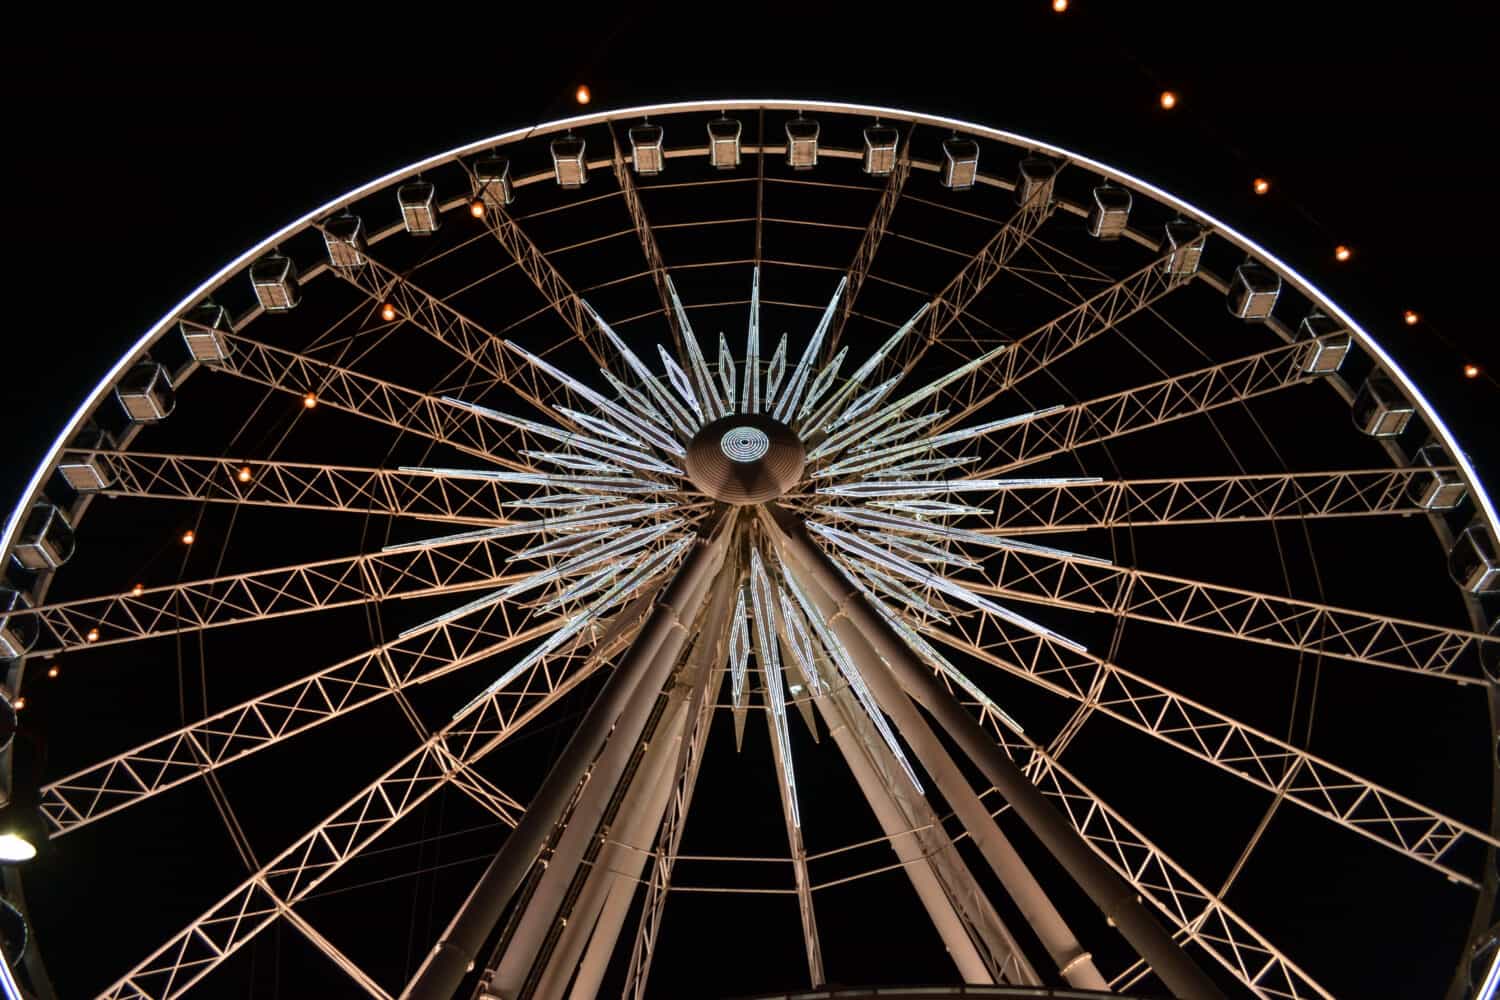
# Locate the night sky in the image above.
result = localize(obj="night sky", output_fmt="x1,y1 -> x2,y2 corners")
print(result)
3,6 -> 1497,998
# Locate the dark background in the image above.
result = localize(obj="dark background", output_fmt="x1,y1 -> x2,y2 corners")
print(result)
3,5 -> 1495,500
2,4 -> 1496,998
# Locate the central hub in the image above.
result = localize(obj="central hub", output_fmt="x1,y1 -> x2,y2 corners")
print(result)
685,414 -> 805,505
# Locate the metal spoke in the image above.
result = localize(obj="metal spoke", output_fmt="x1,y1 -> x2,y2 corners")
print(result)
972,335 -> 1336,476
961,543 -> 1496,679
956,467 -> 1454,534
930,249 -> 1194,433
284,238 -> 514,384
879,178 -> 1058,382
607,122 -> 684,356
932,609 -> 1500,886
824,129 -> 912,357
14,536 -> 533,654
38,596 -> 570,835
986,728 -> 1335,1000
98,620 -> 637,1000
475,201 -> 616,372
61,450 -> 521,525
211,332 -> 543,471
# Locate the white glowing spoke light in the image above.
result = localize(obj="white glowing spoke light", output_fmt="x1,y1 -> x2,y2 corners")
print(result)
411,267 -> 1100,845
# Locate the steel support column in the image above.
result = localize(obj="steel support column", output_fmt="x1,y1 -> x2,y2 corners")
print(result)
504,572 -> 738,999
402,515 -> 730,1000
800,591 -> 1105,989
812,677 -> 1015,984
767,505 -> 1226,1000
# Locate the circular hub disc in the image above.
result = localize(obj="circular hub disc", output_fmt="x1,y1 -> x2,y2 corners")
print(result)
684,414 -> 805,504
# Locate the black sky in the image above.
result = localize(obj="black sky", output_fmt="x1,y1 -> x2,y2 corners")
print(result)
2,5 -> 1497,998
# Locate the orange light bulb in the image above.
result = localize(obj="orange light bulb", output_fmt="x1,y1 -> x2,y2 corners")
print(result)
85,627 -> 100,643
469,199 -> 486,218
1252,177 -> 1270,195
380,303 -> 397,322
575,85 -> 591,105
130,583 -> 144,597
1052,0 -> 1068,10
237,465 -> 253,483
181,529 -> 195,546
1403,310 -> 1420,326
1334,245 -> 1352,262
47,665 -> 59,679
1159,91 -> 1178,110
12,697 -> 23,711
1464,363 -> 1481,379
303,391 -> 318,409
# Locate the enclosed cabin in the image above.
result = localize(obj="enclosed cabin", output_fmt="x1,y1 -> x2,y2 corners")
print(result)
784,116 -> 819,170
862,125 -> 899,177
56,426 -> 116,493
1297,312 -> 1351,373
397,180 -> 440,235
629,124 -> 665,176
707,116 -> 742,170
1161,221 -> 1206,277
1449,521 -> 1500,595
115,361 -> 176,423
1016,156 -> 1058,208
1351,370 -> 1413,437
474,156 -> 514,210
322,213 -> 366,269
1227,260 -> 1281,321
551,135 -> 588,188
940,138 -> 979,191
1408,443 -> 1468,510
0,588 -> 38,661
179,301 -> 233,364
13,502 -> 75,572
250,253 -> 299,311
1087,185 -> 1132,239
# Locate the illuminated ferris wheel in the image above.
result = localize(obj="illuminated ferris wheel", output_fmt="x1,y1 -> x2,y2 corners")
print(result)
2,101 -> 1498,1000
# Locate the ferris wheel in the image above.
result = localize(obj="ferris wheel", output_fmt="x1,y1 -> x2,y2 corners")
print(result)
1,100 -> 1498,1000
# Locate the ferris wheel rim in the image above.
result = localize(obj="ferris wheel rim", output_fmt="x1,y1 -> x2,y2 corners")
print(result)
2,98 -> 1495,998
1,98 -> 1493,561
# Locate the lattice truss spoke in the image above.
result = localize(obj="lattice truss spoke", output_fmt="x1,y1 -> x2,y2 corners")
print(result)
924,607 -> 1499,885
971,335 -> 1336,475
963,466 -> 1454,533
207,331 -> 547,471
979,721 -> 1335,1000
957,543 -> 1492,678
62,450 -> 520,525
39,592 -> 567,835
97,620 -> 638,1000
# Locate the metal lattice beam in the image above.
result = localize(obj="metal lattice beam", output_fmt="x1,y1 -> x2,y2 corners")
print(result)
929,249 -> 1195,431
69,450 -> 518,525
954,467 -> 1450,534
984,726 -> 1335,1000
14,536 -> 532,654
824,131 -> 912,357
961,544 -> 1495,679
97,621 -> 639,1000
930,607 -> 1500,886
476,202 -> 615,371
38,597 -> 569,835
608,122 -> 683,355
212,332 -> 545,471
883,181 -> 1058,379
972,336 -> 1334,476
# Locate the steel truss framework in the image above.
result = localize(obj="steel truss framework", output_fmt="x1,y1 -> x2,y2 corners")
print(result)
2,102 -> 1496,1000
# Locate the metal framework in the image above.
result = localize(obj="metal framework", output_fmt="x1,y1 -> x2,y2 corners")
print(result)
4,102 -> 1496,1000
